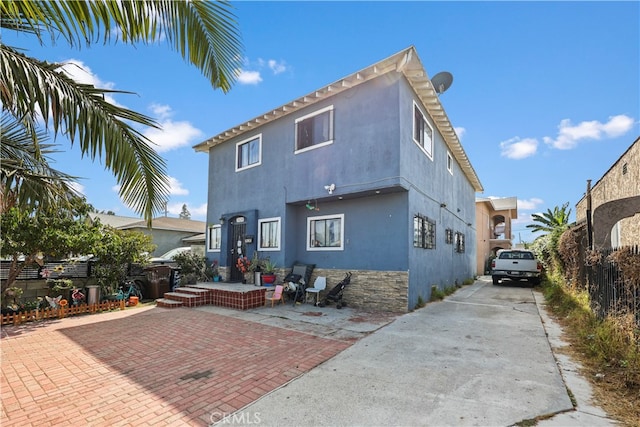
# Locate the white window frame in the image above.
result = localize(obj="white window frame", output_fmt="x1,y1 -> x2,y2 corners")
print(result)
447,151 -> 453,175
258,217 -> 281,251
307,213 -> 344,251
412,102 -> 433,160
295,105 -> 334,154
208,225 -> 221,252
235,134 -> 262,172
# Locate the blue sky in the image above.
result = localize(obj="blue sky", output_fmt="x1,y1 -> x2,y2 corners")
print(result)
4,1 -> 639,243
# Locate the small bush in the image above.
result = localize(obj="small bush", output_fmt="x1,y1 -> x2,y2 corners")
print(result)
430,285 -> 445,301
174,252 -> 213,284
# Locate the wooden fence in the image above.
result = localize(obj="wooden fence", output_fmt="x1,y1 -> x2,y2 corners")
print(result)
1,300 -> 125,326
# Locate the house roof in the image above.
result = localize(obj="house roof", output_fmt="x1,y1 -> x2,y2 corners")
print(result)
193,46 -> 483,192
90,213 -> 205,233
476,196 -> 518,214
122,216 -> 206,233
90,213 -> 141,228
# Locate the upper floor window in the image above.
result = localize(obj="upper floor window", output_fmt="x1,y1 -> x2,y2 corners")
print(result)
208,225 -> 221,251
258,217 -> 281,251
295,105 -> 334,153
414,214 -> 436,249
413,102 -> 433,159
307,213 -> 344,251
447,151 -> 453,175
236,135 -> 261,171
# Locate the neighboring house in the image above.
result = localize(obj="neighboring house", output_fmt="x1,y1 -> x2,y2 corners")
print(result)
90,213 -> 206,256
194,46 -> 483,312
575,136 -> 640,249
475,197 -> 518,274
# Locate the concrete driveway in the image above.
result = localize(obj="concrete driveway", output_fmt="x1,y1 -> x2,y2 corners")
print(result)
234,277 -> 616,426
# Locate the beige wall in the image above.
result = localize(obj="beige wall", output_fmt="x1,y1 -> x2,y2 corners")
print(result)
575,138 -> 640,247
475,200 -> 517,275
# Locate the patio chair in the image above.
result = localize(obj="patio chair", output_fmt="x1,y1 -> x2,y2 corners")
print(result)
282,262 -> 315,305
265,285 -> 284,307
305,276 -> 326,305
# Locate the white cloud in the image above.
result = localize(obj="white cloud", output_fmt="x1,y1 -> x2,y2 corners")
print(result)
150,103 -> 172,120
143,104 -> 204,152
543,114 -> 634,150
236,57 -> 289,85
236,70 -> 262,85
455,127 -> 466,140
60,59 -> 122,107
189,203 -> 208,218
267,59 -> 287,75
517,198 -> 544,210
69,181 -> 86,195
164,202 -> 207,219
167,176 -> 189,196
499,137 -> 538,159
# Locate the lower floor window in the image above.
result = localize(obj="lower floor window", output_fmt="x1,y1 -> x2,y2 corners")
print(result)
414,214 -> 436,249
307,214 -> 344,250
445,228 -> 453,244
455,232 -> 465,253
208,225 -> 221,251
259,217 -> 281,250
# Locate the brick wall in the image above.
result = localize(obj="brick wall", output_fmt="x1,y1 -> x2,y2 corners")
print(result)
308,269 -> 408,313
217,266 -> 410,312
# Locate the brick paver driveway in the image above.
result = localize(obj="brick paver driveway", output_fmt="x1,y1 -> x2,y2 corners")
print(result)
1,306 -> 351,426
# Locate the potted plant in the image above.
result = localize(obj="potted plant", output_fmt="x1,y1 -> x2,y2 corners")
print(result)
47,278 -> 74,302
261,260 -> 277,285
211,260 -> 222,282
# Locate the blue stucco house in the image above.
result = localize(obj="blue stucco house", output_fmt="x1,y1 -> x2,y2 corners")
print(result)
193,46 -> 483,312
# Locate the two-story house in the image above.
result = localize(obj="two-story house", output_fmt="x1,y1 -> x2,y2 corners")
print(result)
194,46 -> 483,312
475,196 -> 518,274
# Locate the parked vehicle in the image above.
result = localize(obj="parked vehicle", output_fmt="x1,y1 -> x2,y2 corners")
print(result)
491,250 -> 542,286
149,247 -> 191,265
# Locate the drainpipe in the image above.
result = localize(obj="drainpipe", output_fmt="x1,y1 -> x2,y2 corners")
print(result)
586,179 -> 593,250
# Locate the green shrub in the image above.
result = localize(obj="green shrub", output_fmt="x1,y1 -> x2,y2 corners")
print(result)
174,252 -> 213,284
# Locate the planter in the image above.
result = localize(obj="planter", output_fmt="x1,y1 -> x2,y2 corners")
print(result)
261,274 -> 276,285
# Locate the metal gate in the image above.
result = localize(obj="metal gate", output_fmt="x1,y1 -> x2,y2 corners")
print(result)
230,219 -> 247,282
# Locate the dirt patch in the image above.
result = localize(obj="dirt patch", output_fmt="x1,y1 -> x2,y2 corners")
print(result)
348,311 -> 402,323
302,311 -> 324,317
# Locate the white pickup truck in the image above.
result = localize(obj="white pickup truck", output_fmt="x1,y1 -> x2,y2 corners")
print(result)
491,249 -> 543,286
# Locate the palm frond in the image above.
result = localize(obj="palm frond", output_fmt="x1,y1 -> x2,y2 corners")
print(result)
0,113 -> 79,212
0,45 -> 169,224
0,0 -> 243,92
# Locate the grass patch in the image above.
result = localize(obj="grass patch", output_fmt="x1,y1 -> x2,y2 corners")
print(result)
542,274 -> 640,426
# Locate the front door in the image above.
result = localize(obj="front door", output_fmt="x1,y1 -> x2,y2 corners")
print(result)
230,219 -> 247,282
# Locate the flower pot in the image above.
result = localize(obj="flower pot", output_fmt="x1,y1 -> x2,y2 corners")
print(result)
262,274 -> 276,285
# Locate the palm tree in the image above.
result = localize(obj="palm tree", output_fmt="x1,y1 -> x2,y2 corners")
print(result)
526,202 -> 572,234
0,0 -> 242,225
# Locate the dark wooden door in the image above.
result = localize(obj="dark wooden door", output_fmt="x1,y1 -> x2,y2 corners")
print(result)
230,221 -> 247,282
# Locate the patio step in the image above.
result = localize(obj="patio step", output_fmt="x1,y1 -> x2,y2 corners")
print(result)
173,286 -> 211,299
163,291 -> 204,308
155,298 -> 183,309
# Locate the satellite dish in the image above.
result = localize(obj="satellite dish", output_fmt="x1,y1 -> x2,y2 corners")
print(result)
431,71 -> 453,95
